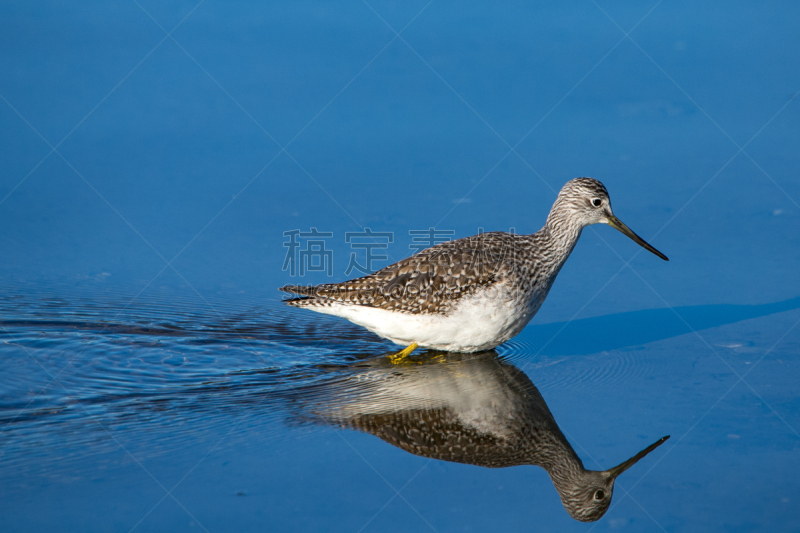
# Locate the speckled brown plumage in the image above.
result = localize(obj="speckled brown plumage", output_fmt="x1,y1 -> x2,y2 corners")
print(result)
281,231 -> 527,315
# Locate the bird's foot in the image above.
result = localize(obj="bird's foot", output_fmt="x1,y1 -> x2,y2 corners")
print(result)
389,342 -> 419,364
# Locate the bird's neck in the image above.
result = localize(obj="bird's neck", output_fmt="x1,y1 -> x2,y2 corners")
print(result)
543,199 -> 584,249
535,203 -> 584,273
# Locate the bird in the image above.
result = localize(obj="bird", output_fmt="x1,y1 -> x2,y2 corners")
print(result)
294,350 -> 669,522
280,178 -> 668,353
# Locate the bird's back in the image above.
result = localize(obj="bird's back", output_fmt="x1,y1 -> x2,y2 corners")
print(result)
281,231 -> 532,315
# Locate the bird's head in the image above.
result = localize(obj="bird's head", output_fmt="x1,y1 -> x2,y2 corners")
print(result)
549,177 -> 668,261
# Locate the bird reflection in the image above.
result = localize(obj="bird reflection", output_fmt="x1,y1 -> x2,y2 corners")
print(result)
295,351 -> 668,522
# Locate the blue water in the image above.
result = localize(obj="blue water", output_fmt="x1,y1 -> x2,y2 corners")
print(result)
1,1 -> 799,531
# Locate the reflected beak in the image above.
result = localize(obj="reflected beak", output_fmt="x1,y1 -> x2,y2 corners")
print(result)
605,216 -> 669,261
607,436 -> 670,479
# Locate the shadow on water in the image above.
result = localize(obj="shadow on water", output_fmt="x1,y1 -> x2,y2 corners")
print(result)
3,290 -> 797,356
523,296 -> 800,356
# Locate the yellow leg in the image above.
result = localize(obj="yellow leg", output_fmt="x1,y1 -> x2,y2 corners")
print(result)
389,342 -> 419,364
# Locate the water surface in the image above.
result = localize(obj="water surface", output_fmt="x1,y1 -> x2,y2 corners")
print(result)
1,1 -> 799,531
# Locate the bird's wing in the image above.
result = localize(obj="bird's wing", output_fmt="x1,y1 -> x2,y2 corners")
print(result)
280,232 -> 519,314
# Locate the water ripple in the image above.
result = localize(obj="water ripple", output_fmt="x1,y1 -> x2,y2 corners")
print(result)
0,288 -> 400,470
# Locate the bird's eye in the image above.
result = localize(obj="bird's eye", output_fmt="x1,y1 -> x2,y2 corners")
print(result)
594,489 -> 605,500
591,198 -> 603,208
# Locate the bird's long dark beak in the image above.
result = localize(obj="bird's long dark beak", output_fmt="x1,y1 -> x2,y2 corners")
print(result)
606,216 -> 669,261
607,436 -> 670,479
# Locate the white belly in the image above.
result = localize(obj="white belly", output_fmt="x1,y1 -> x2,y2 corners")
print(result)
310,286 -> 536,352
